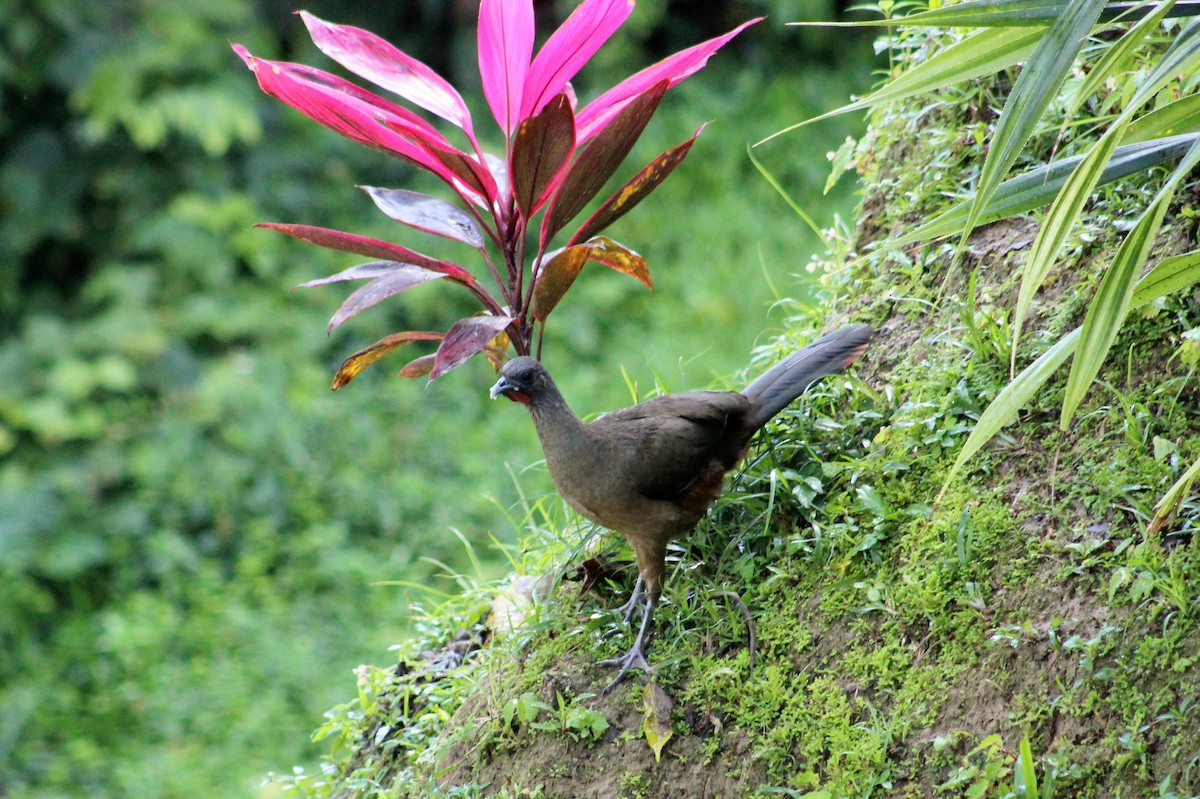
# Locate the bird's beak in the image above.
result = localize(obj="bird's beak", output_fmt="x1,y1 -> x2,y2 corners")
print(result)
489,376 -> 514,400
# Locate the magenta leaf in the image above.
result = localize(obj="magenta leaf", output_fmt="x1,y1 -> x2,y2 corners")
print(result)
328,267 -> 449,332
568,125 -> 706,246
299,11 -> 475,136
256,223 -> 475,282
478,0 -> 534,136
574,18 -> 761,143
431,315 -> 516,380
521,0 -> 633,120
531,245 -> 590,322
233,45 -> 476,194
360,186 -> 485,249
510,94 -> 576,219
332,331 -> 444,390
541,80 -> 667,247
407,137 -> 502,206
295,260 -> 417,290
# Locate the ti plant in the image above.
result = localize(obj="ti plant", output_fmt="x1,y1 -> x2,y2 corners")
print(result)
235,1 -> 757,385
775,0 -> 1200,512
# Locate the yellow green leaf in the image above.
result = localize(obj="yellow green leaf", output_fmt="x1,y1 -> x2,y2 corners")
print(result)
642,683 -> 674,762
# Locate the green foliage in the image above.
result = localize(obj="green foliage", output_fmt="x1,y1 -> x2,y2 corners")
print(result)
2,2 -> 870,797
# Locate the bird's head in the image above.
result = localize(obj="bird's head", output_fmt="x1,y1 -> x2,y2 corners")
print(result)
489,356 -> 550,405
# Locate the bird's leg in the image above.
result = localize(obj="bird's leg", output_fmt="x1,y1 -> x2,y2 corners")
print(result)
598,589 -> 657,691
617,575 -> 645,625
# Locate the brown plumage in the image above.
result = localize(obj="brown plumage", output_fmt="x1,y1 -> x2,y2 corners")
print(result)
490,324 -> 872,687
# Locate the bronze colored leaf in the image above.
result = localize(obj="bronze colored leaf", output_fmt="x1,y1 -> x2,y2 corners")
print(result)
511,93 -> 576,218
531,245 -> 589,322
256,222 -> 474,281
397,353 -> 436,378
327,267 -> 448,332
430,315 -> 516,380
581,236 -> 652,289
331,331 -> 443,390
569,124 -> 706,246
360,186 -> 485,248
541,80 -> 668,247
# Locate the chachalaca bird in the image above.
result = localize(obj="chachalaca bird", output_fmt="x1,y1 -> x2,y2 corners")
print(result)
489,324 -> 872,687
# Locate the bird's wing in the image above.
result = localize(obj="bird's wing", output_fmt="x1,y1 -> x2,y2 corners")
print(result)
590,391 -> 750,500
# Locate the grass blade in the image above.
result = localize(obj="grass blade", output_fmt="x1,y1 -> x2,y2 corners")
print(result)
1148,453 -> 1200,535
1129,248 -> 1200,306
805,0 -> 1200,27
1124,93 -> 1200,143
1015,737 -> 1040,799
1061,0 -> 1175,124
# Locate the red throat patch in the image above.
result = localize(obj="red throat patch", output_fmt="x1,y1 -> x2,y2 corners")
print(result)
506,390 -> 532,405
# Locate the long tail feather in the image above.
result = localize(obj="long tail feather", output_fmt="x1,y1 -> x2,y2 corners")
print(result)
742,324 -> 872,428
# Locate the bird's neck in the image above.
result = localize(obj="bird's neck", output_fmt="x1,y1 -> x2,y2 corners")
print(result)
528,389 -> 591,464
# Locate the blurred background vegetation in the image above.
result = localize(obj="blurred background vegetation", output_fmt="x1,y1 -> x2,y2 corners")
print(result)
0,0 -> 873,795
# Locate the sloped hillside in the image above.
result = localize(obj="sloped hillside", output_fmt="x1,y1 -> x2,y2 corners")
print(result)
277,27 -> 1200,799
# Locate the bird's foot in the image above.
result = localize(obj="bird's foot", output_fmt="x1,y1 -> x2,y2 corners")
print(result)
598,642 -> 652,692
598,592 -> 656,692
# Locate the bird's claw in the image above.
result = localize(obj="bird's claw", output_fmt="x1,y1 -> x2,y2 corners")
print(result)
598,644 -> 652,692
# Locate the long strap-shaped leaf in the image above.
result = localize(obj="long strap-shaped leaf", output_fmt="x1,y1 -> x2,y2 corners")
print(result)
882,133 -> 1199,247
1011,8 -> 1200,371
1060,0 -> 1172,124
959,0 -> 1107,254
1124,92 -> 1200,142
1059,134 -> 1200,426
939,243 -> 1200,496
815,0 -> 1200,27
758,27 -> 1045,144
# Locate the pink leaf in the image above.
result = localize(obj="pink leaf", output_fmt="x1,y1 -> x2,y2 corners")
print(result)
299,11 -> 475,136
255,223 -> 475,282
521,0 -> 634,120
360,187 -> 485,249
328,267 -> 449,332
478,0 -> 534,136
431,315 -> 516,380
574,18 -> 761,143
233,45 -> 480,198
413,140 -> 502,206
